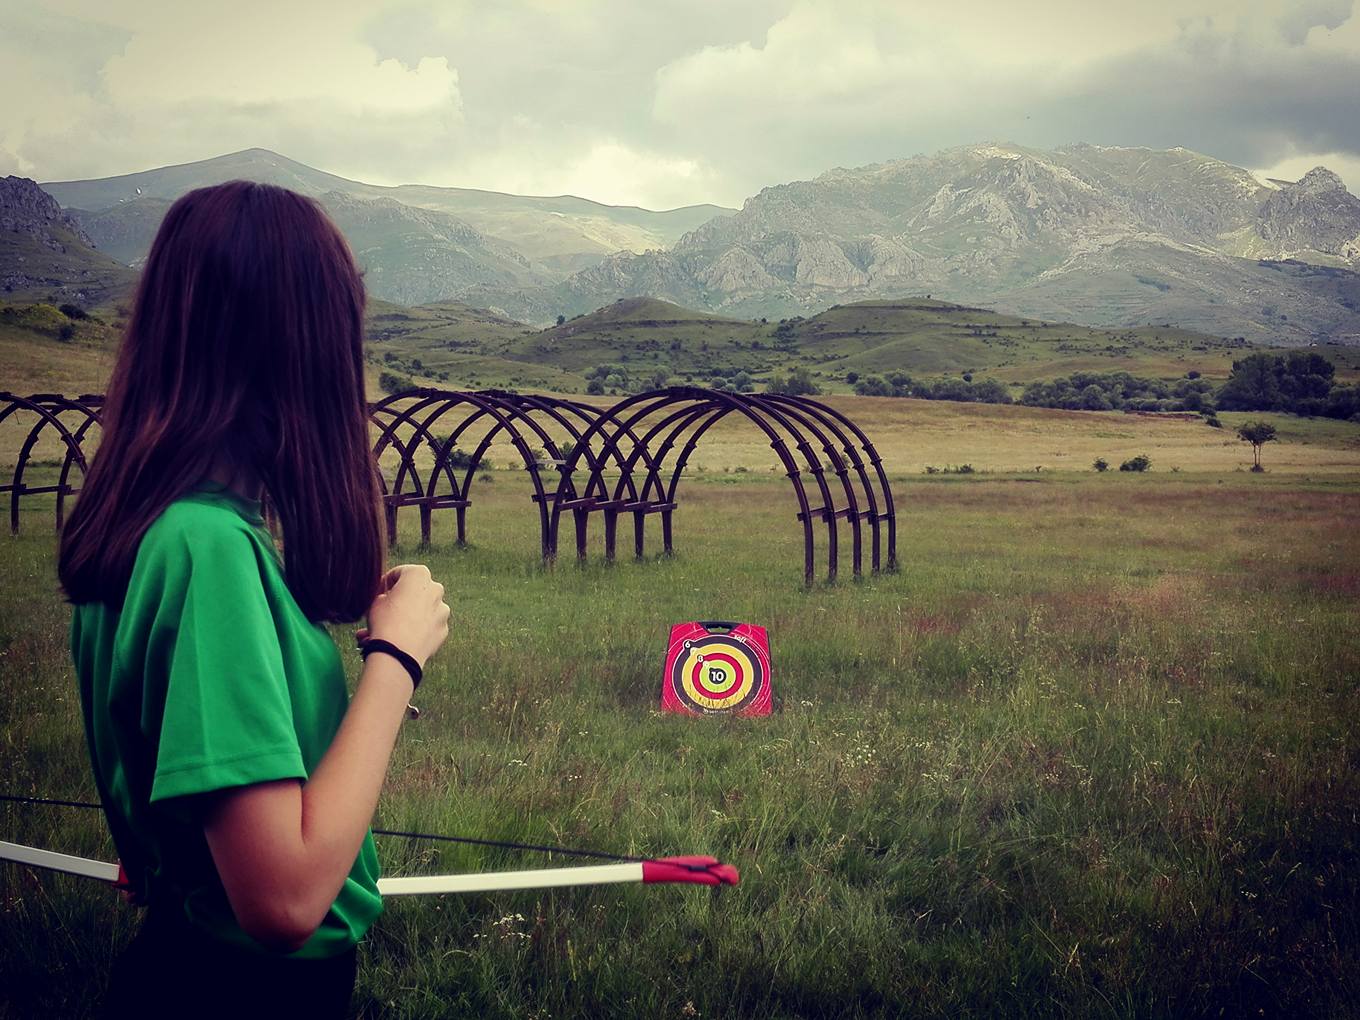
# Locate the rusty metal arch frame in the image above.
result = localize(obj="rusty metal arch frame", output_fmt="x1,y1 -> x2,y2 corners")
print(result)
2,385 -> 895,586
471,391 -> 658,561
545,390 -> 716,565
652,391 -> 843,582
549,387 -> 837,582
766,394 -> 897,571
1,392 -> 104,535
369,389 -> 559,555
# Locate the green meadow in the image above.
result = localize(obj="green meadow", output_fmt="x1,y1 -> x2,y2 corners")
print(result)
2,404 -> 1359,1018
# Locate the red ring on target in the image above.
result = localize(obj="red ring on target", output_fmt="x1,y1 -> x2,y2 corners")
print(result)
691,653 -> 743,698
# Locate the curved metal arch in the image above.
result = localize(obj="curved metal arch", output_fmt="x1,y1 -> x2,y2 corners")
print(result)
746,394 -> 863,579
391,390 -> 580,550
471,391 -> 648,561
52,396 -> 104,532
0,393 -> 102,535
553,388 -> 826,583
773,394 -> 897,571
369,389 -> 554,553
756,394 -> 880,573
546,390 -> 717,565
438,392 -> 587,553
655,391 -> 843,582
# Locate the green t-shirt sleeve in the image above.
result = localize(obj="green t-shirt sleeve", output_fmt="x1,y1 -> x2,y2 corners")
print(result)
147,515 -> 307,803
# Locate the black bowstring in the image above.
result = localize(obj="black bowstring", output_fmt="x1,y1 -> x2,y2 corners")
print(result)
0,793 -> 665,867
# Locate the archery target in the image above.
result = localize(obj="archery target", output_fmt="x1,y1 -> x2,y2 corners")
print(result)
662,622 -> 772,716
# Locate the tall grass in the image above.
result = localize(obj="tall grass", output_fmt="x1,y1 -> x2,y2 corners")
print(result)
1,471 -> 1358,1018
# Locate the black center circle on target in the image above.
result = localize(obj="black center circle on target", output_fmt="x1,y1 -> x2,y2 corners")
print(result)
669,635 -> 766,715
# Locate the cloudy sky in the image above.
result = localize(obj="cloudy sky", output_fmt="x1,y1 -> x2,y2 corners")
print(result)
2,0 -> 1357,209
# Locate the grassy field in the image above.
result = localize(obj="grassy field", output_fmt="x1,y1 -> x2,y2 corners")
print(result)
1,401 -> 1359,1018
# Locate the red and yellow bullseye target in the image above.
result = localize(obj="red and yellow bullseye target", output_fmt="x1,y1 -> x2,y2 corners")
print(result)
662,622 -> 772,717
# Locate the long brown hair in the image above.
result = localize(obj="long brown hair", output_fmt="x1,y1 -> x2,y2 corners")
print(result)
58,180 -> 385,623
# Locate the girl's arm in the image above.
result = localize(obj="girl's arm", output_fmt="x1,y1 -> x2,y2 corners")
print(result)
201,564 -> 449,953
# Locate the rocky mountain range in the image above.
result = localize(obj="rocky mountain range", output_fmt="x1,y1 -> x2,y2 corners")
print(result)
42,148 -> 730,276
11,143 -> 1360,344
477,144 -> 1360,344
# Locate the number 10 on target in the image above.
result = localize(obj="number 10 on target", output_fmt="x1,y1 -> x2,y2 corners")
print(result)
661,621 -> 773,717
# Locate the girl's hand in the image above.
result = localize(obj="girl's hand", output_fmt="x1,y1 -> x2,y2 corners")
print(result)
359,564 -> 450,669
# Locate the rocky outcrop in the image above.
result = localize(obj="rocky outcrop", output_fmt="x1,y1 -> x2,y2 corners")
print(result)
0,177 -> 136,303
1256,167 -> 1360,258
696,245 -> 779,293
1,176 -> 95,251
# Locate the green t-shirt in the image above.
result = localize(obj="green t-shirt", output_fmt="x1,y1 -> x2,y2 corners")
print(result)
69,479 -> 383,958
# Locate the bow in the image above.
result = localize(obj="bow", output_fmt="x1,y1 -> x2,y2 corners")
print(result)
0,795 -> 739,894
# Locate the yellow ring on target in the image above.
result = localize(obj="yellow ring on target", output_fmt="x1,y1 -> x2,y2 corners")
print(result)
676,641 -> 757,712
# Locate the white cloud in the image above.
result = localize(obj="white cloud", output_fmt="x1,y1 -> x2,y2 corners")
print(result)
0,0 -> 1356,210
1,1 -> 462,184
100,6 -> 460,115
652,0 -> 1360,197
454,138 -> 723,210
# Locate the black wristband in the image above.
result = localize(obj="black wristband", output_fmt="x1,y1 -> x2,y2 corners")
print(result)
357,637 -> 423,691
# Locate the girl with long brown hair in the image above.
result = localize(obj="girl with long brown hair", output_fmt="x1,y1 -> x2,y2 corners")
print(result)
58,179 -> 449,1016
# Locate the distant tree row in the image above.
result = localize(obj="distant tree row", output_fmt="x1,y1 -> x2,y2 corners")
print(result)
842,354 -> 1359,423
1020,372 -> 1215,412
853,372 -> 1012,404
1216,352 -> 1359,420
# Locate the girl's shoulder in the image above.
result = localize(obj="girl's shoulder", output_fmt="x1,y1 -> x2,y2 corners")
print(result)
133,492 -> 273,590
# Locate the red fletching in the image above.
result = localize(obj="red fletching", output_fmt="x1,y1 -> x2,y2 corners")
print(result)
641,855 -> 740,886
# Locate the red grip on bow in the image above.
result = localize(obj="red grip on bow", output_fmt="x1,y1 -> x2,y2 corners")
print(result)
641,855 -> 740,886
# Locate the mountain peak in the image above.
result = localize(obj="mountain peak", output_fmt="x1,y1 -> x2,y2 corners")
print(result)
1295,166 -> 1346,192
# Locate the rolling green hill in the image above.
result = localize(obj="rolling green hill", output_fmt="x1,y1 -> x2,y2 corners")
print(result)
6,293 -> 1358,399
372,296 -> 1360,393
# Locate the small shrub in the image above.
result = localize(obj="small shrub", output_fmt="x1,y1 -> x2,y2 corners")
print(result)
1119,454 -> 1152,472
58,303 -> 87,320
57,323 -> 76,342
1093,458 -> 1109,472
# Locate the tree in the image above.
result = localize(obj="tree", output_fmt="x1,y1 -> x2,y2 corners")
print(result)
769,366 -> 819,395
1217,353 -> 1283,411
1236,420 -> 1277,471
556,314 -> 566,326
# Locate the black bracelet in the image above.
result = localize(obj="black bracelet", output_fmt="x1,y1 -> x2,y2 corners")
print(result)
357,637 -> 423,691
